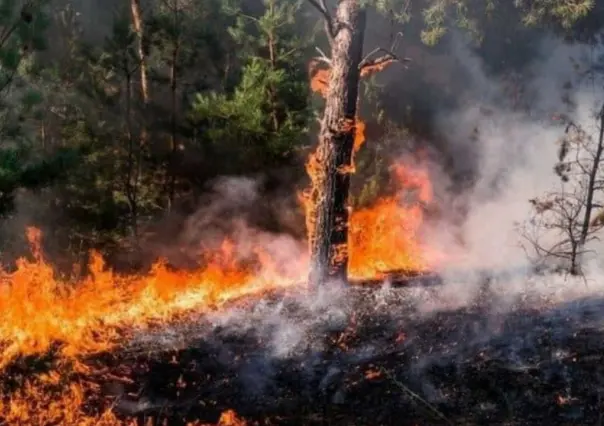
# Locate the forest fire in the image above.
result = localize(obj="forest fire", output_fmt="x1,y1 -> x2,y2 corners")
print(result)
0,162 -> 438,423
0,59 -> 441,426
0,228 -> 302,369
0,154 -> 437,369
0,0 -> 600,422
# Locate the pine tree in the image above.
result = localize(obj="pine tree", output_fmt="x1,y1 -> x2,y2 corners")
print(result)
191,0 -> 311,174
145,0 -> 230,208
0,0 -> 61,215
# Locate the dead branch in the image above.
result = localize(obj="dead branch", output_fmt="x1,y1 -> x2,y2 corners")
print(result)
314,46 -> 331,65
307,0 -> 336,45
358,33 -> 410,76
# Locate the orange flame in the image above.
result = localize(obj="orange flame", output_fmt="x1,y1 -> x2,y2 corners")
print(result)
304,58 -> 435,278
308,59 -> 367,156
216,410 -> 247,426
0,228 -> 305,370
349,160 -> 433,279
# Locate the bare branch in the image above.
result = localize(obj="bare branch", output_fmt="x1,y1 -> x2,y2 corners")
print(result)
314,46 -> 331,65
359,51 -> 411,77
358,33 -> 410,76
307,0 -> 335,44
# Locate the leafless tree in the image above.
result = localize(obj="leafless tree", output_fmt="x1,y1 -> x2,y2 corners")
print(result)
522,105 -> 604,275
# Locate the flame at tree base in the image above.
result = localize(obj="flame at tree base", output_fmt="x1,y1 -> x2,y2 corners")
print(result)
302,58 -> 437,280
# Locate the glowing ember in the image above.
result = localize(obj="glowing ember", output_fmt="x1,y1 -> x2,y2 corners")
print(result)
215,410 -> 247,426
364,369 -> 382,380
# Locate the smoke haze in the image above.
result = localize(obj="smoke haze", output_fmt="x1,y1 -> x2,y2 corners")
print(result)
137,27 -> 604,371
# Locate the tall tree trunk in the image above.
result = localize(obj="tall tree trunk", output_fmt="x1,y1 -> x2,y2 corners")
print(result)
167,37 -> 179,211
308,1 -> 366,287
130,0 -> 149,104
124,67 -> 139,237
129,0 -> 146,239
166,0 -> 181,211
571,105 -> 604,275
267,0 -> 280,131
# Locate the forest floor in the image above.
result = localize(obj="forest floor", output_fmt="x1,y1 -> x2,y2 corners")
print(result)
4,275 -> 604,425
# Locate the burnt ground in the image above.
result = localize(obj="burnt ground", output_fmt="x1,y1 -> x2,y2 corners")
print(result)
4,275 -> 604,425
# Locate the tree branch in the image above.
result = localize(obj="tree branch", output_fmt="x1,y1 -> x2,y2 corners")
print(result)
314,46 -> 331,65
359,47 -> 410,76
358,32 -> 410,76
307,0 -> 335,44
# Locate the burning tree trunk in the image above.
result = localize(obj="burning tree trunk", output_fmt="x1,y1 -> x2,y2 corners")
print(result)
306,0 -> 366,287
306,0 -> 402,287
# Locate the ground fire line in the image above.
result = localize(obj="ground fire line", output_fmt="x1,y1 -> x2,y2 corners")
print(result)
0,150 -> 439,424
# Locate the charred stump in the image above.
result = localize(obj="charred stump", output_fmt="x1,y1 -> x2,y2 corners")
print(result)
308,1 -> 366,288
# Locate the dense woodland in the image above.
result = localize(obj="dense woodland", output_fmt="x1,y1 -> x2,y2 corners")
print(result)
0,0 -> 603,275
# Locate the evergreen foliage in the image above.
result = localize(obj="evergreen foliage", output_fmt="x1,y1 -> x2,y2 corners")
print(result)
0,0 -> 599,264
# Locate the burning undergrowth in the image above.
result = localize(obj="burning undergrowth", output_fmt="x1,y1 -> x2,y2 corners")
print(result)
4,264 -> 604,425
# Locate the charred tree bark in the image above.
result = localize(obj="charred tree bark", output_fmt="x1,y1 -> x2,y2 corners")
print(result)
308,1 -> 366,287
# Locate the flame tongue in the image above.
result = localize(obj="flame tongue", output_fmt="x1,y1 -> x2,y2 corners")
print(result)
304,59 -> 436,280
349,159 -> 434,280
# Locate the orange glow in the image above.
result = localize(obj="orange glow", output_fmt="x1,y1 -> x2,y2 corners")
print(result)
364,369 -> 382,380
308,60 -> 367,157
349,159 -> 434,280
215,410 -> 247,425
360,58 -> 397,78
0,376 -> 122,425
309,60 -> 330,97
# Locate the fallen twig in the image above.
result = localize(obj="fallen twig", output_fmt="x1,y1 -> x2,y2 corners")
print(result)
380,367 -> 455,426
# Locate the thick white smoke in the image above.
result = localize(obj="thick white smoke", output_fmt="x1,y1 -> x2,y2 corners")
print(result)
429,34 -> 604,277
